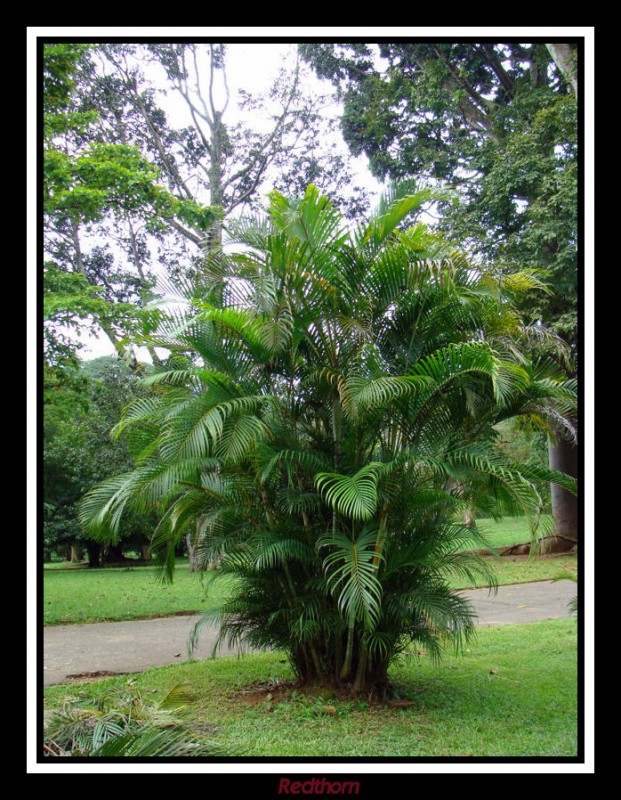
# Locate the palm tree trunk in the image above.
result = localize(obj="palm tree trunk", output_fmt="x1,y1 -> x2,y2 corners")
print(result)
352,643 -> 368,692
340,618 -> 355,680
334,629 -> 343,677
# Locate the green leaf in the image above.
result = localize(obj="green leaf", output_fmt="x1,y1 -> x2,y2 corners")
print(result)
318,528 -> 384,629
315,464 -> 383,521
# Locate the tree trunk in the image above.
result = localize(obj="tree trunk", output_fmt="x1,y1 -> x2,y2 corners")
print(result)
103,544 -> 126,564
546,43 -> 578,96
70,544 -> 84,563
186,531 -> 200,572
141,544 -> 151,562
545,434 -> 578,553
86,541 -> 102,568
125,214 -> 163,368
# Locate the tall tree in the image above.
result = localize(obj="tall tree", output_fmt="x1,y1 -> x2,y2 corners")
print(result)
43,43 -> 219,371
100,44 -> 371,241
301,42 -> 579,551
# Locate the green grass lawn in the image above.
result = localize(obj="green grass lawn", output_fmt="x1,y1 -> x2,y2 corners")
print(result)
459,554 -> 577,588
43,551 -> 577,627
43,561 -> 236,626
476,515 -> 554,548
44,618 -> 578,758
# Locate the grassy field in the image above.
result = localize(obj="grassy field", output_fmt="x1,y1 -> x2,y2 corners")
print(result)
43,515 -> 577,626
44,617 -> 578,758
43,551 -> 577,627
43,562 -> 236,626
476,514 -> 554,548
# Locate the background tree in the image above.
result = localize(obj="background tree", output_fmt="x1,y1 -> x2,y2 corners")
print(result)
43,42 -> 371,379
43,42 -> 219,374
300,41 -> 579,551
44,356 -> 156,566
81,186 -> 576,692
97,43 -> 372,239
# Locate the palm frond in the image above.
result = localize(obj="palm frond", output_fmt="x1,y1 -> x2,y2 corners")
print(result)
318,527 -> 384,629
315,464 -> 384,521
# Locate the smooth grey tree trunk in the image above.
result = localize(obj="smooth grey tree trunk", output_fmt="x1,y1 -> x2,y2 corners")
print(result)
186,532 -> 200,572
546,435 -> 578,552
70,545 -> 84,563
546,43 -> 578,96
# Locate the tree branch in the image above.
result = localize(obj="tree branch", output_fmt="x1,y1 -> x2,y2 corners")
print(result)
481,44 -> 515,99
189,44 -> 214,125
208,45 -> 218,121
222,64 -> 301,192
228,157 -> 269,211
546,43 -> 578,96
104,48 -> 195,202
435,46 -> 491,114
220,46 -> 231,117
166,217 -> 202,244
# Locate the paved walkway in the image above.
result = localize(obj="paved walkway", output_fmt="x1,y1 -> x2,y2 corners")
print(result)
43,580 -> 577,686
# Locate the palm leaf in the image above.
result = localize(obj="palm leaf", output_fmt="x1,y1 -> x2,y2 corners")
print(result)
318,528 -> 384,629
157,681 -> 196,711
315,464 -> 384,521
359,180 -> 435,250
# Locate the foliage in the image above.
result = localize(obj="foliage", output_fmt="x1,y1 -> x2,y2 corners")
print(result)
136,43 -> 371,222
43,682 -> 231,757
300,43 -> 578,352
80,185 -> 576,692
43,43 -> 218,373
42,42 -> 371,390
44,357 -> 155,562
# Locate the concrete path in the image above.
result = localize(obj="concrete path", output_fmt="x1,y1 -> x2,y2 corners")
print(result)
43,580 -> 577,687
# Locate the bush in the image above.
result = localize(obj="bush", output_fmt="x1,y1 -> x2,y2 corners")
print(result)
81,185 -> 576,693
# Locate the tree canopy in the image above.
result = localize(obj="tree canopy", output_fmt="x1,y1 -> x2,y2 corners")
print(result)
43,43 -> 372,377
301,42 -> 578,352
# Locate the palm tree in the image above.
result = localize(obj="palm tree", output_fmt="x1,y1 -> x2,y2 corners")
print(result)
80,184 -> 576,694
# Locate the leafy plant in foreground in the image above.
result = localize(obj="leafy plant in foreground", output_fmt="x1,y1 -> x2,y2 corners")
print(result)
43,682 -> 231,757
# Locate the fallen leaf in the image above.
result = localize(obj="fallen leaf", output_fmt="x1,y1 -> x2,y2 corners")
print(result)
386,699 -> 417,708
173,653 -> 182,658
489,669 -> 497,675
